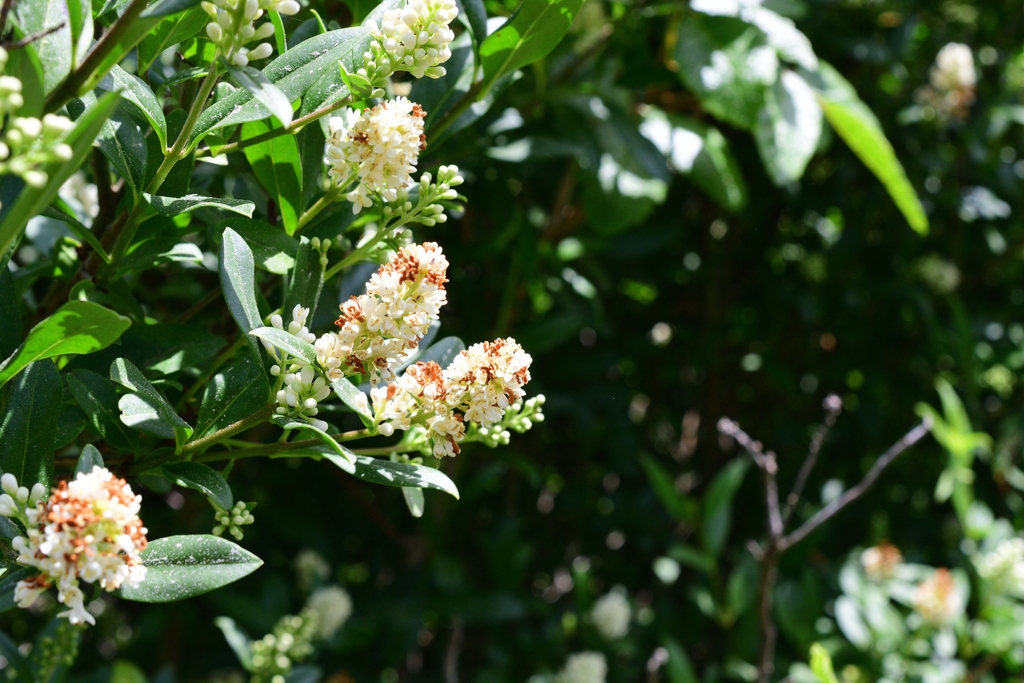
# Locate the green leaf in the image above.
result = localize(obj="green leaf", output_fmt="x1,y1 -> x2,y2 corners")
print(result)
214,217 -> 298,274
225,63 -> 294,129
56,404 -> 87,448
282,238 -> 324,318
0,265 -> 22,359
329,377 -> 371,420
701,458 -> 750,557
110,358 -> 192,443
347,455 -> 460,499
478,0 -> 585,96
99,65 -> 169,150
75,443 -> 105,474
0,91 -> 120,258
809,644 -> 840,683
14,0 -> 73,94
402,486 -> 425,517
163,461 -> 233,510
144,193 -> 256,218
220,228 -> 264,358
4,41 -> 44,118
214,617 -> 254,671
406,336 -> 465,370
67,369 -> 140,452
117,535 -> 263,603
241,119 -> 303,234
271,415 -> 354,463
0,566 -> 39,614
249,327 -> 317,366
119,238 -> 204,273
456,0 -> 487,43
195,354 -> 270,439
96,102 -> 149,198
662,638 -> 699,683
137,6 -> 208,74
0,629 -> 31,682
67,0 -> 94,68
0,360 -> 61,488
640,455 -> 690,521
811,62 -> 928,235
0,300 -> 131,389
109,660 -> 148,683
754,70 -> 822,186
43,202 -> 112,263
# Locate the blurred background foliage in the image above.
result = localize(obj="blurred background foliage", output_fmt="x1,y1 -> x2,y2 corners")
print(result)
20,0 -> 1024,680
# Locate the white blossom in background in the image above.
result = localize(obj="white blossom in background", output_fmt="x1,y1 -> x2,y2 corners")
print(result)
294,549 -> 331,592
324,98 -> 426,212
556,652 -> 608,683
861,542 -> 902,581
930,43 -> 976,93
366,0 -> 458,79
589,587 -> 632,639
305,586 -> 353,639
202,0 -> 300,67
977,538 -> 1024,595
316,242 -> 448,384
0,468 -> 148,626
959,186 -> 1011,222
445,338 -> 532,427
59,172 -> 100,220
912,568 -> 962,626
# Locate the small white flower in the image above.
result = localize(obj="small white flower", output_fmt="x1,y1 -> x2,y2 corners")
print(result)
912,568 -> 962,626
444,338 -> 532,427
589,588 -> 631,639
294,549 -> 331,591
931,43 -> 976,93
324,98 -> 426,212
556,652 -> 608,683
305,586 -> 353,639
860,542 -> 902,581
367,0 -> 458,79
977,538 -> 1024,595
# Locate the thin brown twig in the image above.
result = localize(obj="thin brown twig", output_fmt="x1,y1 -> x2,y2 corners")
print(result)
783,394 -> 842,522
6,22 -> 66,49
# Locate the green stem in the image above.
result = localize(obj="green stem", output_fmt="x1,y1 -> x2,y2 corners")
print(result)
193,428 -> 372,462
294,187 -> 339,233
44,0 -> 150,113
196,96 -> 353,158
349,445 -> 417,456
180,404 -> 275,455
104,66 -> 222,272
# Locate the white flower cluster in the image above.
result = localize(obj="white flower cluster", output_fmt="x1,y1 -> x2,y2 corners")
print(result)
305,585 -> 353,639
589,588 -> 632,640
250,612 -> 316,683
977,538 -> 1024,595
294,548 -> 331,591
556,652 -> 608,683
202,0 -> 300,67
316,242 -> 449,384
0,49 -> 74,189
366,0 -> 458,79
213,500 -> 255,540
913,568 -> 961,626
931,43 -> 976,94
861,542 -> 902,581
324,98 -> 426,212
265,305 -> 333,431
1,468 -> 148,626
363,337 -> 533,457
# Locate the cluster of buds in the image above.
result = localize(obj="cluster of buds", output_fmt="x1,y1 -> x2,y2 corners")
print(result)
468,394 -> 546,448
0,468 -> 148,626
213,500 -> 256,540
912,568 -> 961,626
265,305 -> 333,431
0,48 -> 24,118
977,537 -> 1024,596
316,242 -> 449,384
382,164 -> 463,226
304,585 -> 353,639
861,541 -> 902,581
202,0 -> 300,67
324,98 -> 427,212
589,588 -> 632,640
364,0 -> 459,79
555,652 -> 608,683
915,43 -> 976,121
250,612 -> 317,683
361,337 -> 534,458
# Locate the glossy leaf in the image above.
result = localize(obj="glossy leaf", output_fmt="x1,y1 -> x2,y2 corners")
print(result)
137,7 -> 209,74
214,217 -> 298,274
330,377 -> 372,420
55,404 -> 87,449
68,369 -> 140,452
195,354 -> 270,439
282,238 -> 324,319
271,416 -> 354,463
111,358 -> 193,443
0,300 -> 131,388
811,62 -> 928,235
67,0 -> 94,67
99,65 -> 169,149
75,444 -> 105,474
249,327 -> 317,366
701,458 -> 750,557
0,92 -> 120,258
220,228 -> 264,357
241,119 -> 303,234
403,486 -> 425,517
754,70 -> 822,186
97,103 -> 149,198
0,360 -> 61,488
225,63 -> 294,129
14,0 -> 73,94
145,193 -> 256,218
214,617 -> 254,670
163,462 -> 233,510
478,0 -> 586,95
0,566 -> 38,614
347,455 -> 460,499
118,535 -> 263,603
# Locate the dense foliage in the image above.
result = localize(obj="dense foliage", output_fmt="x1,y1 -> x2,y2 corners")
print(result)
0,0 -> 1022,681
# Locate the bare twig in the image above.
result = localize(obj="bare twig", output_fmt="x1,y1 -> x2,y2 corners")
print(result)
717,418 -> 769,469
6,22 -> 66,49
779,417 -> 932,551
783,394 -> 842,522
